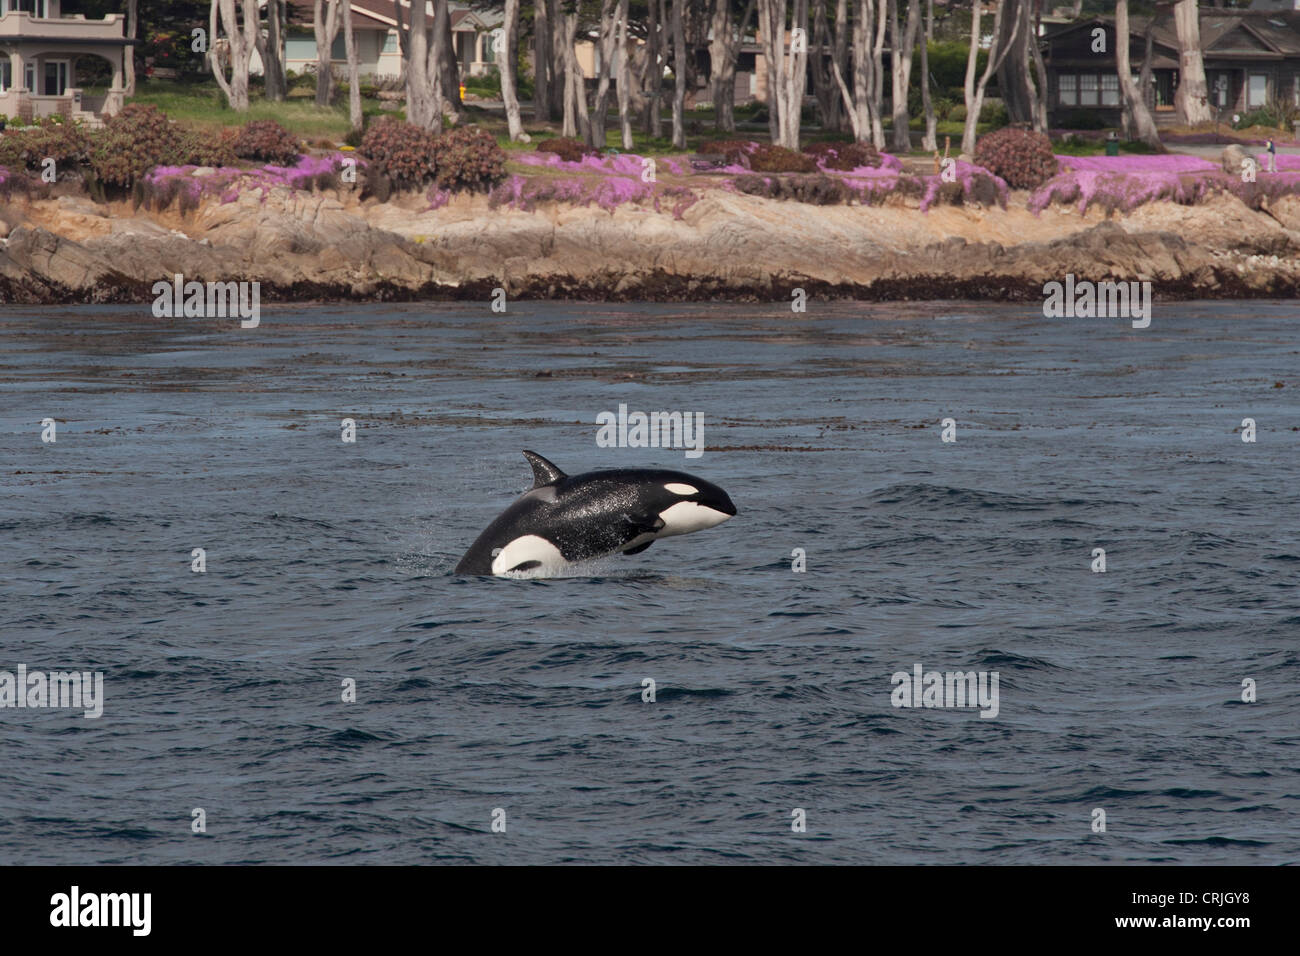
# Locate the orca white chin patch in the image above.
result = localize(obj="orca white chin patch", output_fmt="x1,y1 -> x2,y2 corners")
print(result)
656,500 -> 734,537
491,535 -> 569,577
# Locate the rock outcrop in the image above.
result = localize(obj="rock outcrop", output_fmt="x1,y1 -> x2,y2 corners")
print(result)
2,183 -> 1298,303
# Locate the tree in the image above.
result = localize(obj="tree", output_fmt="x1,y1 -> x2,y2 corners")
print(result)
342,0 -> 361,131
534,0 -> 553,121
209,0 -> 259,111
125,0 -> 138,97
919,0 -> 936,151
996,0 -> 1038,128
399,0 -> 435,128
710,0 -> 757,133
962,0 -> 1018,154
590,0 -> 627,149
671,0 -> 686,148
758,0 -> 810,148
1173,0 -> 1213,125
258,0 -> 287,102
1116,0 -> 1161,148
500,0 -> 526,141
889,0 -> 920,153
643,0 -> 661,135
313,0 -> 341,107
616,3 -> 634,148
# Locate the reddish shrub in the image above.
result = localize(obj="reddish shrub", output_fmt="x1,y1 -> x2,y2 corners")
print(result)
973,127 -> 1059,189
802,140 -> 883,170
748,144 -> 818,173
535,137 -> 594,162
430,126 -> 507,192
359,118 -> 439,186
233,119 -> 301,165
698,139 -> 758,165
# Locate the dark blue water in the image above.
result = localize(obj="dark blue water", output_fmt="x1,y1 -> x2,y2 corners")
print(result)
2,301 -> 1297,864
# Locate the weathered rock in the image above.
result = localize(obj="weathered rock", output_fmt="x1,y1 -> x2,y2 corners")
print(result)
2,180 -> 1298,303
1222,144 -> 1251,175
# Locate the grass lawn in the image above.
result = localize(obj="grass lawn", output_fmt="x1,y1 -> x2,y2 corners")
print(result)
128,79 -> 387,139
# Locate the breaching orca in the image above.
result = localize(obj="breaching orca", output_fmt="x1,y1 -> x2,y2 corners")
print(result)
454,450 -> 737,577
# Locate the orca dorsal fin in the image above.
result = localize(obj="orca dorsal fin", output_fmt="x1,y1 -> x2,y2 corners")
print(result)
522,450 -> 566,488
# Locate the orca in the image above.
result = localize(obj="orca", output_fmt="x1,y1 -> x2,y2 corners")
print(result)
454,450 -> 737,577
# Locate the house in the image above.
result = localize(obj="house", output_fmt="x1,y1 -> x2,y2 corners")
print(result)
0,0 -> 131,124
279,1 -> 502,82
1041,9 -> 1300,128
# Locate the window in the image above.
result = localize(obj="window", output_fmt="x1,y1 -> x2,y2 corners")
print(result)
1059,73 -> 1077,106
1248,74 -> 1268,107
0,59 -> 9,93
44,59 -> 68,96
1080,74 -> 1099,106
382,31 -> 397,54
1294,73 -> 1300,107
1101,74 -> 1119,106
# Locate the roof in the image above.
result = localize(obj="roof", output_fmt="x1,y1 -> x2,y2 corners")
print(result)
1044,10 -> 1300,61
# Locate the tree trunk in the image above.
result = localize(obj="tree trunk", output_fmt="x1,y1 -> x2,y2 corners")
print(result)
1028,1 -> 1049,132
1173,0 -> 1213,125
314,0 -> 341,108
919,0 -> 935,150
810,0 -> 836,129
561,11 -> 590,141
403,0 -> 434,128
435,1 -> 457,125
125,0 -> 138,97
962,0 -> 1018,154
259,0 -> 287,102
889,0 -> 919,154
870,0 -> 886,147
672,0 -> 687,148
550,0 -> 568,123
210,0 -> 258,112
591,0 -> 619,148
1116,0 -> 1161,148
616,3 -> 634,148
830,0 -> 875,143
534,0 -> 552,123
996,0 -> 1034,126
711,0 -> 756,134
644,0 -> 661,135
501,0 -> 526,140
341,0 -> 361,130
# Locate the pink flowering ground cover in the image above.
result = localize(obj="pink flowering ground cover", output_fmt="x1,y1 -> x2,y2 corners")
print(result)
141,153 -> 359,208
1056,154 -> 1217,173
1030,165 -> 1300,214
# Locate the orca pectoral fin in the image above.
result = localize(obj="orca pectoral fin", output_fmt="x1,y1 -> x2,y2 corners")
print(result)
506,560 -> 543,573
622,541 -> 654,555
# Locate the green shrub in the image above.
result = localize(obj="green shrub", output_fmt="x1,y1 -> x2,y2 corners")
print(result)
979,98 -> 1009,129
973,126 -> 1058,189
233,119 -> 301,165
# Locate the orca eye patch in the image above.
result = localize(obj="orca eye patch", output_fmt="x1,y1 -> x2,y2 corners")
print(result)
663,483 -> 699,496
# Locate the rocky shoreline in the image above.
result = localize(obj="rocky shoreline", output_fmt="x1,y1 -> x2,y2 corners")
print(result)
2,183 -> 1298,304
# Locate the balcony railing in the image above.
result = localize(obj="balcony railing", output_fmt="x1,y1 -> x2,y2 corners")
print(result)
0,11 -> 125,42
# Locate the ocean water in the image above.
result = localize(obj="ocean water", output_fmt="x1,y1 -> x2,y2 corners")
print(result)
1,301 -> 1297,865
